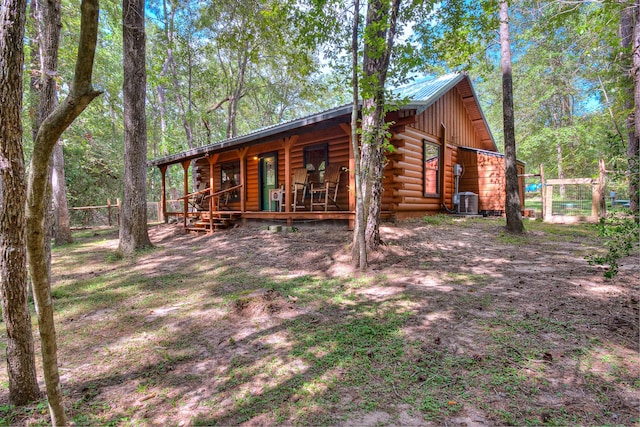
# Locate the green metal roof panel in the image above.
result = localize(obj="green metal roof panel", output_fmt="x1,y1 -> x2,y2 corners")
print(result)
392,73 -> 463,101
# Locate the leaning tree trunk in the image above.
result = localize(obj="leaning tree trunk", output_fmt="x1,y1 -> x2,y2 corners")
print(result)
119,0 -> 152,255
27,1 -> 102,424
31,0 -> 73,246
499,0 -> 524,234
0,0 -> 41,406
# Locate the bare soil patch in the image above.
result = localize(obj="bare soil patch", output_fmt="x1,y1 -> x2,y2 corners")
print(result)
1,218 -> 638,426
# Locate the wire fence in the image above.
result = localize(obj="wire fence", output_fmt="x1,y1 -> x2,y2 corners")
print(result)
69,200 -> 162,228
550,184 -> 594,216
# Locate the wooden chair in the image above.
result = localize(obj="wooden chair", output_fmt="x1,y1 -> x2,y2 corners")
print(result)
291,167 -> 309,211
189,187 -> 209,211
216,180 -> 235,211
310,164 -> 342,211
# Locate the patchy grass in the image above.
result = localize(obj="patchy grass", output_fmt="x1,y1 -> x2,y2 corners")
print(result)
0,220 -> 637,426
422,213 -> 456,226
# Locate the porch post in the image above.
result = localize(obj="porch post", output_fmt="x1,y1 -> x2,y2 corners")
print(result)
159,164 -> 168,223
208,154 -> 219,193
207,154 -> 219,232
237,148 -> 249,213
181,159 -> 190,228
282,136 -> 298,224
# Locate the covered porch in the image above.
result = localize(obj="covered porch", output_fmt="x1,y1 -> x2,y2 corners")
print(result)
152,114 -> 360,233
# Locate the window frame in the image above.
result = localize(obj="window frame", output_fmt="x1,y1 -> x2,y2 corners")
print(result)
423,139 -> 441,197
303,143 -> 328,182
220,160 -> 241,201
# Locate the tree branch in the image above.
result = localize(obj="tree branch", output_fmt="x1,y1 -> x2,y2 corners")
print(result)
207,95 -> 231,113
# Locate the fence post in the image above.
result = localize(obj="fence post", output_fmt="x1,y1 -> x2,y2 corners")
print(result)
544,183 -> 553,222
539,164 -> 545,219
107,198 -> 112,226
598,158 -> 606,219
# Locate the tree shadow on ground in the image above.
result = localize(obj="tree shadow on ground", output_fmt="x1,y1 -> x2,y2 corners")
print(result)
3,220 -> 637,426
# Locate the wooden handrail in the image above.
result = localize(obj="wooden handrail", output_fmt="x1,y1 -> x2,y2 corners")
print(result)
178,184 -> 244,231
179,186 -> 213,200
208,184 -> 243,213
179,184 -> 243,201
206,184 -> 243,199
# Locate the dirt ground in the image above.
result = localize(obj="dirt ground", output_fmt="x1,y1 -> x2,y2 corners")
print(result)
2,217 -> 639,426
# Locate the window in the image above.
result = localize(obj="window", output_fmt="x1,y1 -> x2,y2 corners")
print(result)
220,160 -> 240,201
304,144 -> 328,182
423,139 -> 440,196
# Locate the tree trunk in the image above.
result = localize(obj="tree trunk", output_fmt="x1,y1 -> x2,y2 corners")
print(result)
631,0 -> 640,216
227,47 -> 249,139
26,1 -> 101,424
0,0 -> 42,406
361,110 -> 386,250
499,0 -> 524,234
161,0 -> 199,189
52,141 -> 73,245
350,0 -> 367,269
31,0 -> 74,246
360,0 -> 401,252
156,56 -> 169,155
120,0 -> 152,255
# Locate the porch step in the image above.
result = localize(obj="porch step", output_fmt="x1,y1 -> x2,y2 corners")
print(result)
186,212 -> 241,234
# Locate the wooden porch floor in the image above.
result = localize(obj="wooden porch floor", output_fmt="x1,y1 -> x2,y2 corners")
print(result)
167,209 -> 397,233
168,210 -> 357,221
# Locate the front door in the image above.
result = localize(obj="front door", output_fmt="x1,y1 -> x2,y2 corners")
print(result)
259,153 -> 277,211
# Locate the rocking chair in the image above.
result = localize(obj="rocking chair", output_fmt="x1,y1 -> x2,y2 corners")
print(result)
291,167 -> 309,211
310,164 -> 342,211
215,179 -> 236,211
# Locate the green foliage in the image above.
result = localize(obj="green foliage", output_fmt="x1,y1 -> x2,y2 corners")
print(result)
587,215 -> 639,278
412,0 -> 631,201
413,0 -> 498,73
20,0 -> 354,209
18,0 -> 635,214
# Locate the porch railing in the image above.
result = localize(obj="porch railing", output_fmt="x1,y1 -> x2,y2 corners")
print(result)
178,184 -> 243,229
206,184 -> 243,212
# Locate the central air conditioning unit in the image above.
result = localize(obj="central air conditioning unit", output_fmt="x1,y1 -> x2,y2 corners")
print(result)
457,192 -> 478,215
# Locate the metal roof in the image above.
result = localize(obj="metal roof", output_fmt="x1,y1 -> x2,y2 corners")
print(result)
392,73 -> 463,106
148,73 -> 490,167
148,104 -> 352,167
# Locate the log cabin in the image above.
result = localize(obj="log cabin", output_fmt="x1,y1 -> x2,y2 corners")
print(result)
148,73 -> 525,232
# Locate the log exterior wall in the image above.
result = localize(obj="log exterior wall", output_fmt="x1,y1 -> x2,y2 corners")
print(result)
458,148 -> 525,213
169,77 -> 523,221
388,79 -> 496,218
